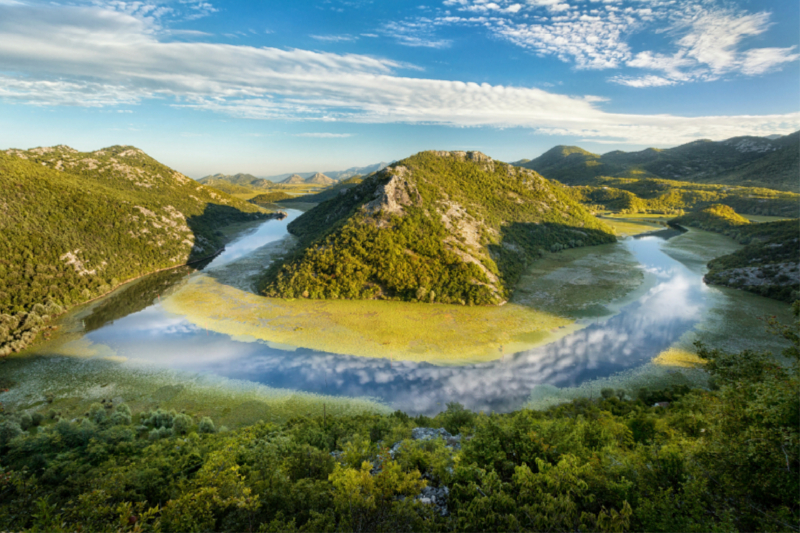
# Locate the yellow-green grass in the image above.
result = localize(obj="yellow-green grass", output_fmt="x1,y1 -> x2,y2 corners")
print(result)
0,354 -> 389,428
162,276 -> 578,365
743,214 -> 794,223
596,215 -> 665,236
652,347 -> 705,368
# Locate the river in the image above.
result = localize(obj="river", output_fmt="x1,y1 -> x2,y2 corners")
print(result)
21,209 -> 792,414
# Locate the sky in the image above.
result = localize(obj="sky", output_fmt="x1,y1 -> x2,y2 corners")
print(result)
0,0 -> 798,178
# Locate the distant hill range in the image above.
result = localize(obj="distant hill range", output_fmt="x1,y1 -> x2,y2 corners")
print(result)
278,172 -> 335,185
200,162 -> 391,191
258,150 -> 615,305
0,145 -> 272,356
519,131 -> 800,192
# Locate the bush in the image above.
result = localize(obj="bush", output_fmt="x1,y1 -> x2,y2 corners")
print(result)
198,416 -> 216,434
172,413 -> 192,436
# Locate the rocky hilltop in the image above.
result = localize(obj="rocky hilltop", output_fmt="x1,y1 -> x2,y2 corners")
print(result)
258,150 -> 615,305
280,174 -> 306,184
305,172 -> 334,185
0,145 -> 273,355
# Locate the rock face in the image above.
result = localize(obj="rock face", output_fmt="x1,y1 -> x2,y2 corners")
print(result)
362,166 -> 421,218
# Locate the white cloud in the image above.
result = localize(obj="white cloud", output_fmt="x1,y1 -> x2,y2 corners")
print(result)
311,34 -> 358,42
739,47 -> 800,76
437,0 -> 799,84
0,3 -> 797,145
608,74 -> 676,87
382,19 -> 453,48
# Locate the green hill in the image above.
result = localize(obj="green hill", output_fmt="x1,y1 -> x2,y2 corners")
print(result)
0,145 -> 271,355
704,220 -> 800,302
249,191 -> 294,204
520,132 -> 800,192
569,177 -> 798,217
198,173 -> 274,191
258,150 -> 615,305
278,176 -> 364,205
670,204 -> 751,234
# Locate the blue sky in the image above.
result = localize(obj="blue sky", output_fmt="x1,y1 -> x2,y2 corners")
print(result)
0,0 -> 797,177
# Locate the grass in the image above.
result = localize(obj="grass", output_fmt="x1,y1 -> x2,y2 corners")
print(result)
598,216 -> 666,236
0,354 -> 389,427
162,276 -> 577,365
743,215 -> 794,223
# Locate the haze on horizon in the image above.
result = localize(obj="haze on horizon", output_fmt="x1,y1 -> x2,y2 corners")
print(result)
0,0 -> 797,178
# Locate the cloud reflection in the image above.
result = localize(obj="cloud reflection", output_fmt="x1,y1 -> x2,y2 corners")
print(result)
85,235 -> 707,415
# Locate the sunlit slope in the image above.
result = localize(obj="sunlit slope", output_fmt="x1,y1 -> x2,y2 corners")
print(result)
522,131 -> 800,192
259,150 -> 615,305
0,145 -> 269,353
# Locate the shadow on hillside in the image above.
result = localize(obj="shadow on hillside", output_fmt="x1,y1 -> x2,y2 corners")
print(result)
83,204 -> 272,333
82,263 -> 212,333
488,221 -> 617,288
186,203 -> 272,261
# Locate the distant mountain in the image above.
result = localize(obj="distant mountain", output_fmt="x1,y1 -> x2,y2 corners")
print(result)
305,172 -> 334,185
265,161 -> 391,183
519,131 -> 800,192
280,174 -> 306,185
258,150 -> 615,305
198,173 -> 274,191
0,145 -> 272,356
279,176 -> 364,205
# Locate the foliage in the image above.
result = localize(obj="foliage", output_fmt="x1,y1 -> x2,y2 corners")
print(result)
279,178 -> 364,205
670,204 -> 751,234
1,312 -> 797,531
0,145 -> 269,355
249,191 -> 293,204
704,220 -> 800,302
260,151 -> 615,305
566,176 -> 799,217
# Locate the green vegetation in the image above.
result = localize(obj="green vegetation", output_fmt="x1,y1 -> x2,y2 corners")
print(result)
704,220 -> 800,302
670,204 -> 751,234
522,131 -> 800,192
199,173 -> 274,191
260,151 -> 615,305
249,191 -> 294,204
0,145 -> 270,356
1,307 -> 797,532
279,176 -> 365,205
569,177 -> 798,217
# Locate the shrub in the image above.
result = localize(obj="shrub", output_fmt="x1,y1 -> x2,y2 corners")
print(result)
172,414 -> 192,436
198,417 -> 216,434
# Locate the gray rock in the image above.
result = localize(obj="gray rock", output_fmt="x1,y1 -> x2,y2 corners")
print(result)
417,485 -> 450,516
411,427 -> 462,451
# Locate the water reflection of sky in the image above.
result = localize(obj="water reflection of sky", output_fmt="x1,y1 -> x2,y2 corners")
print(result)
84,223 -> 710,415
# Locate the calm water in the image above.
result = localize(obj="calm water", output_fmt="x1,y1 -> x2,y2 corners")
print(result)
36,210 -> 718,414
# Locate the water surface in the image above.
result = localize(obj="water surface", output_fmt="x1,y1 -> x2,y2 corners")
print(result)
28,212 -> 789,414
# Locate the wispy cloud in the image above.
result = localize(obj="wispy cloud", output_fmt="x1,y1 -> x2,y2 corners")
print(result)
435,0 -> 798,84
311,34 -> 358,42
0,3 -> 796,145
383,19 -> 452,48
293,133 -> 353,138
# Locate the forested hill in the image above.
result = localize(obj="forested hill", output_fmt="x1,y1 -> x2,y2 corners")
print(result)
0,145 -> 271,355
520,131 -> 800,192
259,150 -> 615,305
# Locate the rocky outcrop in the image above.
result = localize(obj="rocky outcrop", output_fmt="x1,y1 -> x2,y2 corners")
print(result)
362,166 -> 421,219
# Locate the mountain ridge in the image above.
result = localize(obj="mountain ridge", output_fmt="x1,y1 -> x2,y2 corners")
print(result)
519,131 -> 800,192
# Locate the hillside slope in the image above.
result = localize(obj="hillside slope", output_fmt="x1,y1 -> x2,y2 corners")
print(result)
259,150 -> 615,305
0,145 -> 272,355
521,132 -> 800,192
704,220 -> 800,302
